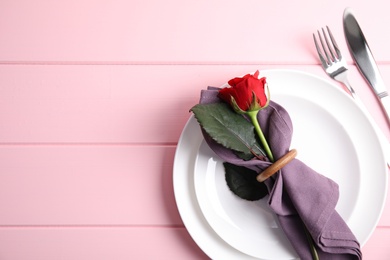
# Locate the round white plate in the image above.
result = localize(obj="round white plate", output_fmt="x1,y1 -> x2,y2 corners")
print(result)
173,69 -> 388,259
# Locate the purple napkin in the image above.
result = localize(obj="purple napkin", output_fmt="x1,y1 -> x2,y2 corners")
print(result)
199,87 -> 362,259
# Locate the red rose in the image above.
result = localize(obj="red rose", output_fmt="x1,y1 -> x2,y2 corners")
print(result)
218,70 -> 268,113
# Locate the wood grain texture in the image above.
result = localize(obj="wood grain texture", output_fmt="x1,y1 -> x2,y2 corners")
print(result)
0,227 -> 208,260
1,65 -> 389,143
362,227 -> 390,259
1,0 -> 390,63
0,146 -> 181,225
1,0 -> 390,258
0,63 -> 389,259
0,144 -> 389,226
0,227 -> 388,259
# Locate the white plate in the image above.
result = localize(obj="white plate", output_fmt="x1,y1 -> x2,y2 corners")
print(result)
173,69 -> 388,259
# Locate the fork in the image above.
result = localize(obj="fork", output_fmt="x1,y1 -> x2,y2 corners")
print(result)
314,26 -> 390,166
313,26 -> 358,99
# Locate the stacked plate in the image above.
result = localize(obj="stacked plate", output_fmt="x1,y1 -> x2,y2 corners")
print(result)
173,70 -> 388,259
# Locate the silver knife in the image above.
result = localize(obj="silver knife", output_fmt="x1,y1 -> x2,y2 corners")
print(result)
343,8 -> 390,124
343,8 -> 390,165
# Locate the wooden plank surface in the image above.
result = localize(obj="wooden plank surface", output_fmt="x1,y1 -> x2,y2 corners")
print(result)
1,0 -> 389,258
1,65 -> 389,143
0,227 -> 388,259
1,0 -> 390,63
0,144 -> 389,226
0,228 -> 208,259
0,146 -> 180,225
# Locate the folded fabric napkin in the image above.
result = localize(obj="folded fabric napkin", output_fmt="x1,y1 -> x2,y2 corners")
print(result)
199,87 -> 362,259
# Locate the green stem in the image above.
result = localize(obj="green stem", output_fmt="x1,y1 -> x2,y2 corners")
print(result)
247,111 -> 274,162
304,224 -> 320,260
247,112 -> 318,259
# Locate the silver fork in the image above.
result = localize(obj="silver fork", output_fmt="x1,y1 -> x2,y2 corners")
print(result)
314,26 -> 390,166
313,26 -> 358,99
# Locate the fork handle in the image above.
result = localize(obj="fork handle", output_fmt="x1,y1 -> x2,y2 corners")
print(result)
342,79 -> 359,99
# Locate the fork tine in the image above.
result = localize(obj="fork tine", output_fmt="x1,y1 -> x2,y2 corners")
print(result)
317,29 -> 332,64
325,26 -> 342,60
314,26 -> 355,99
313,33 -> 328,67
322,27 -> 337,62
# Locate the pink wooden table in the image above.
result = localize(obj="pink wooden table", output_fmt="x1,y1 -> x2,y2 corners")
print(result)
1,0 -> 389,259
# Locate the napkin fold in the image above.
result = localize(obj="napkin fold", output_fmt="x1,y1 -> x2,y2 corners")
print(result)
199,87 -> 362,259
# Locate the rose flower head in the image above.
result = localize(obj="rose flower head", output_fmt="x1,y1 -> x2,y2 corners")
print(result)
218,70 -> 270,114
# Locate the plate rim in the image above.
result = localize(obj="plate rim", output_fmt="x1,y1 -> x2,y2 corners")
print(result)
173,68 -> 388,259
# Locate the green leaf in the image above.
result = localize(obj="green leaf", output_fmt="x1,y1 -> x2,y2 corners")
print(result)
224,162 -> 268,201
190,103 -> 265,158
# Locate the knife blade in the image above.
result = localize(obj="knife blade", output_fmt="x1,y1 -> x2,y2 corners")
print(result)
343,8 -> 390,124
343,8 -> 390,166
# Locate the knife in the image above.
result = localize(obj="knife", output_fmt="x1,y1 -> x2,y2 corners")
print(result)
343,8 -> 390,165
343,8 -> 390,124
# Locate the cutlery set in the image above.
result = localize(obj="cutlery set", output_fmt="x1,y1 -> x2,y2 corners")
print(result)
314,8 -> 390,165
174,7 -> 389,260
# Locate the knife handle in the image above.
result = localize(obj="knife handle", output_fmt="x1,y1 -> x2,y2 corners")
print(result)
353,94 -> 390,166
334,78 -> 389,166
380,94 -> 390,124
